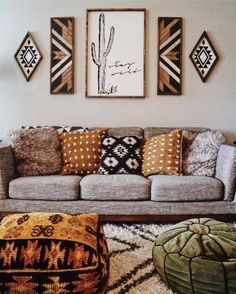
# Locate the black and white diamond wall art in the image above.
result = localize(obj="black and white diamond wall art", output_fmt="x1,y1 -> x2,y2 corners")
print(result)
189,31 -> 219,82
14,32 -> 42,81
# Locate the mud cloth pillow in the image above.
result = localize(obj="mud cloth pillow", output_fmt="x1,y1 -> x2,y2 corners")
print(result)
98,136 -> 142,175
12,128 -> 62,177
142,129 -> 182,176
60,129 -> 107,175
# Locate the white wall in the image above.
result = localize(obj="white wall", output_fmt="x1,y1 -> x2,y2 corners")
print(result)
0,0 -> 236,142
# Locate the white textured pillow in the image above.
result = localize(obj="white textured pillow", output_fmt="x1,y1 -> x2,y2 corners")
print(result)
183,130 -> 226,176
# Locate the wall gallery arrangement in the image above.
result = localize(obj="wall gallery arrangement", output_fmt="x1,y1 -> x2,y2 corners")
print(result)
157,17 -> 182,95
13,9 -> 220,95
14,31 -> 42,82
50,17 -> 74,94
86,9 -> 146,98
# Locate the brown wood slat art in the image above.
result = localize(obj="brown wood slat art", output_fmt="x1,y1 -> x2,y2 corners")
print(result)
158,17 -> 182,95
50,17 -> 74,94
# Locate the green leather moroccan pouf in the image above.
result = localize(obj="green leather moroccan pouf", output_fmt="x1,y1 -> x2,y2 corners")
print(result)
153,218 -> 236,294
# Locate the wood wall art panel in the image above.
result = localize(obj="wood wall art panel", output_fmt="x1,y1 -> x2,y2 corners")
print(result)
50,17 -> 74,94
14,32 -> 42,82
189,31 -> 219,82
158,17 -> 182,95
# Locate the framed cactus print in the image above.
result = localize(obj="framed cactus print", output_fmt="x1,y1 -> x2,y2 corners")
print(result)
86,9 -> 146,98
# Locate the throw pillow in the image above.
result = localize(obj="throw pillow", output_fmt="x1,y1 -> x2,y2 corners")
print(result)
142,129 -> 182,176
22,125 -> 88,134
98,136 -> 142,175
12,128 -> 62,176
182,130 -> 226,176
60,129 -> 107,175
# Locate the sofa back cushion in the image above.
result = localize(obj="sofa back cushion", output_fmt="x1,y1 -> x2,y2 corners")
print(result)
144,127 -> 209,138
12,128 -> 62,177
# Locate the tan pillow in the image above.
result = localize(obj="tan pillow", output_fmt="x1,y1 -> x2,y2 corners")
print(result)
60,129 -> 107,175
12,128 -> 62,176
142,129 -> 182,176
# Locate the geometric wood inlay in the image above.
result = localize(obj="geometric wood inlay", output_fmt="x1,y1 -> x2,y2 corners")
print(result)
189,31 -> 219,82
14,32 -> 43,82
50,17 -> 74,94
158,17 -> 182,95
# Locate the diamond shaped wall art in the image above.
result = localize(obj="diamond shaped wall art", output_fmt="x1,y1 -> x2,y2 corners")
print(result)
14,32 -> 42,81
189,31 -> 219,82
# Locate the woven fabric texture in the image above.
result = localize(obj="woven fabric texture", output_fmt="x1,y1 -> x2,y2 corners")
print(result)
0,212 -> 109,293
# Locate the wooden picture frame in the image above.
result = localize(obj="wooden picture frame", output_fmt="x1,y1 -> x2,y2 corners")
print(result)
14,32 -> 42,82
157,17 -> 183,95
50,17 -> 74,94
189,31 -> 219,82
86,9 -> 146,98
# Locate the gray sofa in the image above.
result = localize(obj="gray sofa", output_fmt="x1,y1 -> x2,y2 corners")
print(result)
0,127 -> 236,222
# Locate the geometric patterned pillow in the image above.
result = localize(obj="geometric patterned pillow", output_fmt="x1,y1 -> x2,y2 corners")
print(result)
60,129 -> 107,176
142,129 -> 182,176
21,125 -> 88,134
98,136 -> 142,175
0,212 -> 109,293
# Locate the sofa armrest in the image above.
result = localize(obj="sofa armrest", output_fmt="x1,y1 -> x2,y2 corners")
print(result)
0,145 -> 15,199
215,144 -> 236,201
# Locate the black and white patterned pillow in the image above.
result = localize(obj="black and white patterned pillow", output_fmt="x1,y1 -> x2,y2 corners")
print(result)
21,126 -> 88,134
98,136 -> 142,175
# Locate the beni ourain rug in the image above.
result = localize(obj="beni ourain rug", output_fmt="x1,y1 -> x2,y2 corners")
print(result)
103,223 -> 175,294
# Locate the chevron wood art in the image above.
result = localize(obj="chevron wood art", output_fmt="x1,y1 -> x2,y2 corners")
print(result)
50,17 -> 74,94
158,17 -> 182,95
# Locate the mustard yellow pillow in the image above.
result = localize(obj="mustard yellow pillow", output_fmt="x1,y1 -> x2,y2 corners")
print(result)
60,129 -> 107,175
142,129 -> 182,176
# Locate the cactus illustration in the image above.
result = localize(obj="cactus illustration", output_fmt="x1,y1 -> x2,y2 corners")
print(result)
91,13 -> 115,94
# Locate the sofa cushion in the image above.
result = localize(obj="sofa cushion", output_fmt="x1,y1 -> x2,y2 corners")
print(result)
12,128 -> 62,177
98,136 -> 142,175
60,129 -> 107,175
144,127 -> 209,138
149,175 -> 223,201
142,129 -> 182,176
108,127 -> 143,137
22,125 -> 88,134
182,130 -> 226,177
80,174 -> 150,200
9,175 -> 81,200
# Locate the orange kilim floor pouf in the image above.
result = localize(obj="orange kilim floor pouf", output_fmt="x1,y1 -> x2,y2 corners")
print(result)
0,212 -> 109,293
